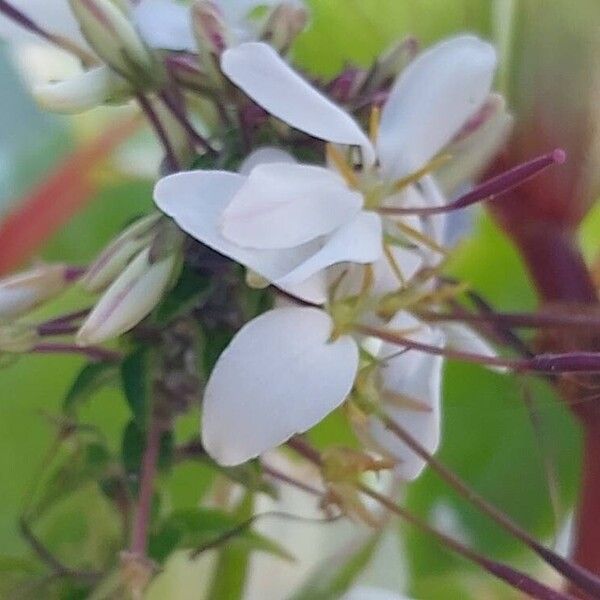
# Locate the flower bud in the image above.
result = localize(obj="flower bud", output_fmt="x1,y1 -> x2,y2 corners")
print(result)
77,246 -> 181,345
363,37 -> 419,94
192,0 -> 229,54
437,94 -> 513,195
81,213 -> 162,293
260,3 -> 309,53
68,0 -> 156,86
191,1 -> 229,87
33,66 -> 131,114
0,264 -> 73,320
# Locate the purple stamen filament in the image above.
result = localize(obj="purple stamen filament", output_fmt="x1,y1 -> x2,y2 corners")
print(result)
378,149 -> 566,216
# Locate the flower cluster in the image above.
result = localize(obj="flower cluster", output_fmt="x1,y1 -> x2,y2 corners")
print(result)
4,0 -> 582,486
0,0 -> 515,481
6,2 -> 600,599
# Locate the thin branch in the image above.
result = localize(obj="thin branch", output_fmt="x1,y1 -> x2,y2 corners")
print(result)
357,324 -> 600,374
33,343 -> 122,363
358,484 -> 576,600
0,0 -> 95,64
287,439 -> 576,600
374,411 -> 600,599
159,90 -> 216,155
20,518 -> 102,583
130,416 -> 164,557
419,309 -> 600,331
136,94 -> 180,174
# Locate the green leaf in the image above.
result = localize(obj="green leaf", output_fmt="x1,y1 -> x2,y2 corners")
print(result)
288,534 -> 380,600
149,506 -> 293,567
404,363 -> 580,596
121,349 -> 153,429
63,363 -> 118,415
27,439 -> 111,521
121,420 -> 145,476
0,555 -> 38,574
209,493 -> 254,600
214,460 -> 277,498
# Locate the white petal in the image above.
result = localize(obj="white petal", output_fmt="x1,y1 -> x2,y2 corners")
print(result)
367,312 -> 445,481
277,211 -> 383,286
222,163 -> 363,249
221,42 -> 375,163
238,146 -> 296,175
202,307 -> 359,465
153,170 -> 325,302
440,322 -> 506,373
378,35 -> 496,179
371,245 -> 422,295
133,0 -> 197,51
32,66 -> 128,114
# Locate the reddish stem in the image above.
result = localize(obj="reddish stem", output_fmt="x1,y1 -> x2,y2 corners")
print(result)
511,226 -> 598,306
130,416 -> 164,556
572,422 -> 600,599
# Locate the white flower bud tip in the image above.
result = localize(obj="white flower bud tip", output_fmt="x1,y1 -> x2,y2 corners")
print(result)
0,264 -> 72,320
77,246 -> 179,346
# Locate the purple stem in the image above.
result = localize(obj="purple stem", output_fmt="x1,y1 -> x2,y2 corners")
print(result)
358,324 -> 600,374
136,94 -> 179,174
130,416 -> 163,556
420,310 -> 600,330
33,343 -> 122,363
159,90 -> 215,155
0,0 -> 53,40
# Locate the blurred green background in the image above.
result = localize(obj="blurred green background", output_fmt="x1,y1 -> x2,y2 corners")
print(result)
1,1 -> 599,597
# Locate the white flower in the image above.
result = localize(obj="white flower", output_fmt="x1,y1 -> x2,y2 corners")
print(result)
155,150 -> 381,304
201,306 -> 448,472
155,36 -> 497,303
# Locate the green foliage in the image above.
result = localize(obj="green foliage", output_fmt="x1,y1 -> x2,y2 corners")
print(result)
121,348 -> 154,429
63,363 -> 119,415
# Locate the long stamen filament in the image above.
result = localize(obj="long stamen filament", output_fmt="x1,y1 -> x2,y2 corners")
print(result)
369,105 -> 381,144
394,221 -> 449,256
392,153 -> 452,192
356,324 -> 600,374
380,149 -> 566,216
326,144 -> 361,189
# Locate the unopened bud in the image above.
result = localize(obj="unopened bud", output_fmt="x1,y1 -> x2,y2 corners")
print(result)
192,0 -> 229,54
0,264 -> 73,320
77,246 -> 181,345
82,213 -> 162,293
437,94 -> 512,195
69,0 -> 156,86
190,1 -> 230,89
261,3 -> 309,53
364,37 -> 419,94
33,66 -> 131,114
